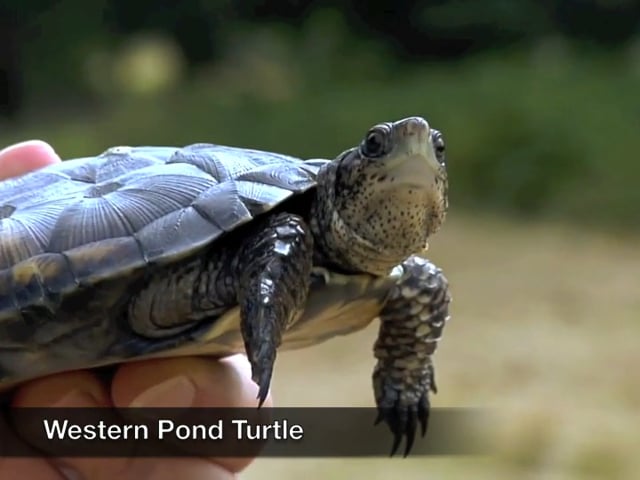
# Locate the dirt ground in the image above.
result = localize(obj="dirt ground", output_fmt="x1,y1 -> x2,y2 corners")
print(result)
242,214 -> 640,480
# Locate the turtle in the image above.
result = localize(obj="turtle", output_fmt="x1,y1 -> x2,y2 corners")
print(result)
0,116 -> 451,455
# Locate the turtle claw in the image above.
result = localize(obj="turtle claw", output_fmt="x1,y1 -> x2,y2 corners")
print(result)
244,323 -> 277,408
375,392 -> 430,457
418,391 -> 430,436
251,357 -> 274,408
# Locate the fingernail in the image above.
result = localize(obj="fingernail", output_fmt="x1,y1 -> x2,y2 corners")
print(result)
129,375 -> 197,407
51,389 -> 101,408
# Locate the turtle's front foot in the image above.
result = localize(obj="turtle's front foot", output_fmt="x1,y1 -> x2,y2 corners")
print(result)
373,255 -> 451,456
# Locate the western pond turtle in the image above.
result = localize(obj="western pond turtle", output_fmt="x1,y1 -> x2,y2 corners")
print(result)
0,116 -> 451,455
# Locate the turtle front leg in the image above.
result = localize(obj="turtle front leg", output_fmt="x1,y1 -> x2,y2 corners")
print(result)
373,255 -> 451,456
236,212 -> 314,405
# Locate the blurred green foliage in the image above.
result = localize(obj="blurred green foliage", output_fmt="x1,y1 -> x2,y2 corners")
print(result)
1,7 -> 639,232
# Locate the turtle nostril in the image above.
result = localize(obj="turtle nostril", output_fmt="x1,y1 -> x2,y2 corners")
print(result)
403,117 -> 429,137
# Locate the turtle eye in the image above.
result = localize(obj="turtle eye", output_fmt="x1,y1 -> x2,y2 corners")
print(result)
432,130 -> 445,164
362,129 -> 386,158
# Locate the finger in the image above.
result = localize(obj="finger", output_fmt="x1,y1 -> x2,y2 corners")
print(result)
11,370 -> 111,409
10,370 -> 119,480
73,458 -> 235,480
0,140 -> 61,179
112,355 -> 271,409
0,413 -> 65,480
11,369 -> 235,480
111,355 -> 272,473
11,357 -> 268,479
0,459 -> 65,480
10,370 -> 227,480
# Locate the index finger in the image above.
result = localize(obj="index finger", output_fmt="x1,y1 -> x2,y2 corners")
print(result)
0,141 -> 61,179
12,356 -> 270,480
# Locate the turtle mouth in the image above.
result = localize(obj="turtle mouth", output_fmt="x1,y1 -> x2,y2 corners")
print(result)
384,118 -> 443,189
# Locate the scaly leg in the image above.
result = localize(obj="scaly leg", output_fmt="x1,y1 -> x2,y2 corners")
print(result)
236,212 -> 314,405
373,255 -> 451,456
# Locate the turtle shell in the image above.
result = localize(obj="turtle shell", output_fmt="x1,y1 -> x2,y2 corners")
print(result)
0,144 -> 346,383
0,144 -> 324,270
0,144 -> 326,314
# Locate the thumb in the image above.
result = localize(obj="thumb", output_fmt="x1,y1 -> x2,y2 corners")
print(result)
0,140 -> 61,180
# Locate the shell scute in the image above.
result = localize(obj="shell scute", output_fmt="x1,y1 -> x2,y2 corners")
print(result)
0,144 -> 324,321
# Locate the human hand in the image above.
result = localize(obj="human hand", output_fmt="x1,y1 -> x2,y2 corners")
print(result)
0,141 -> 272,479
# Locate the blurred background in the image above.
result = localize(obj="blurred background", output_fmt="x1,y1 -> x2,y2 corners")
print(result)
1,1 -> 639,478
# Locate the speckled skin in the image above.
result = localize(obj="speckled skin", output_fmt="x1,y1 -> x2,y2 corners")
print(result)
309,117 -> 450,454
0,117 -> 450,455
310,118 -> 447,275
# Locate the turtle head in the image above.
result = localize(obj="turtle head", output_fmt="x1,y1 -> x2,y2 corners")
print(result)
311,116 -> 448,275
